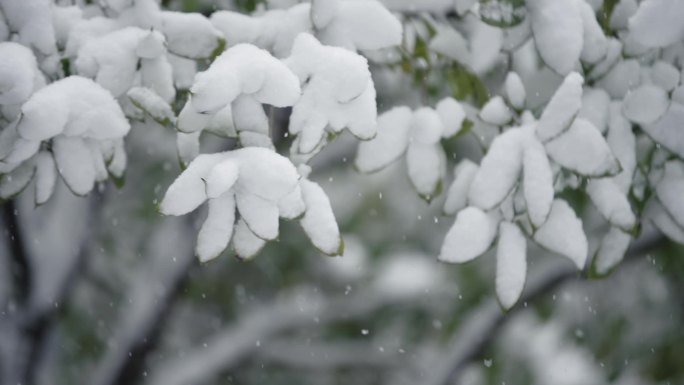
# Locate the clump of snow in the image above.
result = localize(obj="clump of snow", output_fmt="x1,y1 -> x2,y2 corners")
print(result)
286,33 -> 376,154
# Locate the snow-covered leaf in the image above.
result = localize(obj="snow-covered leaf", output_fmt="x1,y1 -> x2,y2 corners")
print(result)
300,179 -> 342,255
128,87 -> 175,126
278,184 -> 306,220
522,135 -> 553,227
205,159 -> 239,199
439,207 -> 498,263
407,144 -> 445,200
535,72 -> 584,142
593,227 -> 631,275
496,221 -> 527,309
479,96 -> 513,126
586,178 -> 636,230
533,199 -> 587,269
233,218 -> 266,260
444,159 -> 479,215
607,102 -> 636,193
317,0 -> 402,51
52,136 -> 96,196
436,97 -> 466,138
656,161 -> 684,229
629,0 -> 684,48
651,61 -> 680,91
160,11 -> 223,59
545,118 -> 620,177
579,88 -> 610,134
176,131 -> 200,168
18,76 -> 130,141
34,151 -> 56,205
235,191 -> 280,241
642,102 -> 684,159
196,193 -> 235,262
468,129 -> 524,210
0,159 -> 35,200
429,26 -> 469,62
355,107 -> 411,173
645,198 -> 684,244
160,153 -> 227,215
578,0 -> 607,64
528,0 -> 583,75
286,33 -> 377,152
504,72 -> 526,110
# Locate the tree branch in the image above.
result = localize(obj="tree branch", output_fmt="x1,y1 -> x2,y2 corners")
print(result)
90,218 -> 196,385
422,229 -> 666,385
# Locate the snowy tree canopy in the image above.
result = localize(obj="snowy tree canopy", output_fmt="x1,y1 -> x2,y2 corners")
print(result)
1,1 -> 684,384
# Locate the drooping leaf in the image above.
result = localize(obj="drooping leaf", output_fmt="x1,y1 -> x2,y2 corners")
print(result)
496,221 -> 527,309
439,206 -> 498,264
533,199 -> 587,269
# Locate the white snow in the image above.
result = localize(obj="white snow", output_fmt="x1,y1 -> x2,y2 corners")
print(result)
34,151 -> 56,205
522,134 -> 554,228
235,189 -> 280,241
439,206 -> 498,264
597,59 -> 641,99
127,87 -> 175,125
607,102 -> 636,194
52,136 -> 96,196
354,107 -> 411,173
655,161 -> 684,229
0,42 -> 43,106
300,179 -> 342,255
544,118 -> 620,177
527,0 -> 583,75
429,26 -> 469,62
645,198 -> 684,244
0,0 -> 56,55
594,227 -> 631,275
444,160 -> 479,215
160,11 -> 223,59
286,33 -> 376,153
479,96 -> 513,126
496,221 -> 527,309
535,72 -> 584,143
18,76 -> 130,141
407,143 -> 445,199
622,84 -> 669,125
578,88 -> 610,134
586,178 -> 636,230
578,0 -> 608,64
160,153 -> 229,216
436,97 -> 466,138
504,72 -> 526,110
642,102 -> 684,159
232,219 -> 266,260
533,199 -> 587,269
0,159 -> 35,199
205,160 -> 239,199
651,61 -> 680,91
629,0 -> 684,48
196,193 -> 236,262
468,129 -> 524,210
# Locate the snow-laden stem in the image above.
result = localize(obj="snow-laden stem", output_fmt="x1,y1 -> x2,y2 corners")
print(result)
425,229 -> 666,385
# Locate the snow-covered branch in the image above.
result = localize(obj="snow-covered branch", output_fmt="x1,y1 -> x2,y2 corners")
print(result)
423,229 -> 665,385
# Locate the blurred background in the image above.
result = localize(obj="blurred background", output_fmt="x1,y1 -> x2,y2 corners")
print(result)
1,1 -> 683,385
